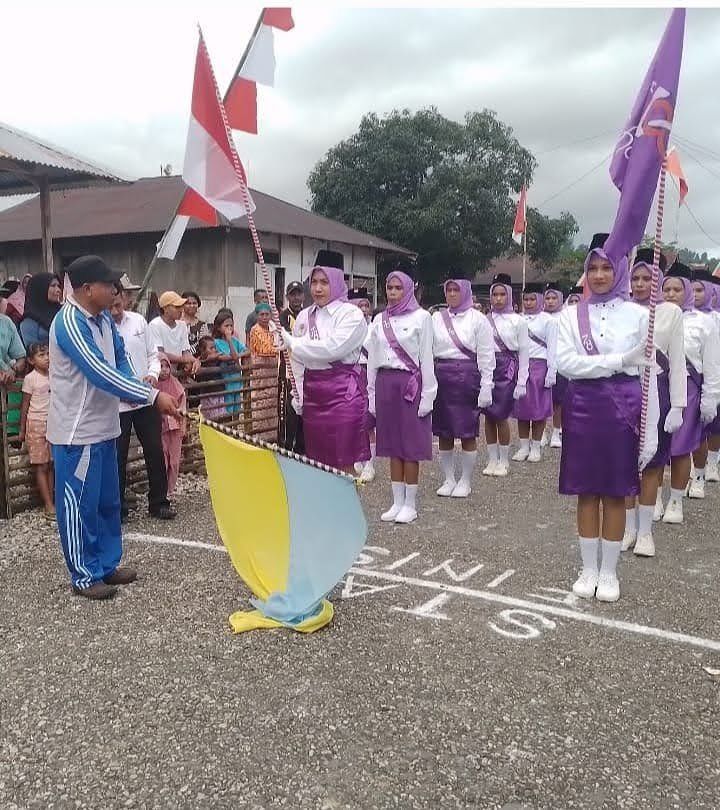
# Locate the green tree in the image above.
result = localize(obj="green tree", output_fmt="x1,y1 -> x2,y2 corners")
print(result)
521,209 -> 579,268
308,107 -> 541,285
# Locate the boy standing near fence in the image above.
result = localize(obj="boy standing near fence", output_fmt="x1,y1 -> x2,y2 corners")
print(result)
19,343 -> 53,514
157,356 -> 187,496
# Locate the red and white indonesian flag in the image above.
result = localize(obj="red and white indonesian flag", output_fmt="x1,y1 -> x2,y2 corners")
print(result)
225,7 -> 295,134
512,185 -> 527,245
666,146 -> 688,205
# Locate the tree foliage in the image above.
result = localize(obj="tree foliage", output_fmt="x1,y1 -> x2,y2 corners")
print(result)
308,107 -> 577,284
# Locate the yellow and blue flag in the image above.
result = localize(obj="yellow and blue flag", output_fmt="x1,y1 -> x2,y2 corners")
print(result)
199,421 -> 367,634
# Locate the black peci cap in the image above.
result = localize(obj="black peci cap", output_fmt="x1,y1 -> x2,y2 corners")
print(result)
66,255 -> 123,289
314,249 -> 344,271
492,273 -> 512,286
544,281 -> 562,292
588,233 -> 610,252
693,268 -> 714,283
523,282 -> 544,294
666,261 -> 693,281
348,287 -> 370,300
634,247 -> 667,272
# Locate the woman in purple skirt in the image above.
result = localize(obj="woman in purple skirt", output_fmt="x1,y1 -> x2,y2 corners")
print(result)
660,264 -> 720,524
349,288 -> 377,483
621,249 -> 685,558
367,265 -> 437,524
431,276 -> 495,498
512,284 -> 557,464
543,282 -> 567,448
557,245 -> 658,603
704,275 -> 720,482
480,273 -> 529,477
280,250 -> 370,473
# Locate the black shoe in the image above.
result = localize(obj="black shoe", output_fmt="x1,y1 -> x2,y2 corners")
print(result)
149,505 -> 176,520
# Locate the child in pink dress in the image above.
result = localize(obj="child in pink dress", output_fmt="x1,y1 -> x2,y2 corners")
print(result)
19,343 -> 54,514
157,356 -> 187,496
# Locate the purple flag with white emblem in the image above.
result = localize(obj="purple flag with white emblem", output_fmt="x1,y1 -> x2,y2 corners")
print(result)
603,8 -> 685,264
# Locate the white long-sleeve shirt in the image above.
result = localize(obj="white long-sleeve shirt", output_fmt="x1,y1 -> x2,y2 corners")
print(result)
524,311 -> 558,372
115,310 -> 161,414
652,302 -> 687,409
431,308 -> 495,391
488,312 -> 530,387
683,310 -> 720,406
366,308 -> 438,413
290,300 -> 368,406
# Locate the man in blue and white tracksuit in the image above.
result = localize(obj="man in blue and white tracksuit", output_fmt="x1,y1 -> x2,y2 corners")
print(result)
47,255 -> 178,600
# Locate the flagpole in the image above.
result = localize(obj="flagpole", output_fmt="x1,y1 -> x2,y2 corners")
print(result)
134,8 -> 267,309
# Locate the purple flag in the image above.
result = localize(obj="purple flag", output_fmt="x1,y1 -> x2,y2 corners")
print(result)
603,8 -> 685,264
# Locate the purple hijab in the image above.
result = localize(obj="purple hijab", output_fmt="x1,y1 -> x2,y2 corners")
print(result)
712,284 -> 720,312
694,280 -> 715,313
523,293 -> 545,313
663,275 -> 694,312
311,266 -> 348,305
584,248 -> 630,304
444,279 -> 473,314
543,288 -> 564,312
489,282 -> 514,314
630,262 -> 664,308
386,271 -> 420,317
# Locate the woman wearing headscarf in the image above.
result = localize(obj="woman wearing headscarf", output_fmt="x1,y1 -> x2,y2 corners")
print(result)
479,273 -> 529,477
5,274 -> 32,325
278,250 -> 369,473
366,261 -> 437,524
512,283 -> 557,464
349,287 -> 377,483
658,264 -> 720,524
542,282 -> 567,448
621,249 -> 685,558
19,273 -> 62,346
556,237 -> 658,603
432,275 -> 494,497
566,287 -> 584,306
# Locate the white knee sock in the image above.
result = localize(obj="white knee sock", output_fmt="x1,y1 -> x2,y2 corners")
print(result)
600,539 -> 621,576
519,438 -> 530,452
404,483 -> 418,510
708,449 -> 719,466
693,467 -> 705,481
669,487 -> 684,505
487,443 -> 499,463
625,506 -> 637,533
460,450 -> 477,483
530,440 -> 542,453
439,449 -> 456,483
637,504 -> 654,535
498,444 -> 510,464
369,443 -> 376,462
578,536 -> 599,573
391,481 -> 405,508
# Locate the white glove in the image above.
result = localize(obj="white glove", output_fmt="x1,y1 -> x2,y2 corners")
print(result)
663,406 -> 684,434
291,398 -> 303,416
418,401 -> 433,418
513,384 -> 527,400
544,370 -> 556,388
621,342 -> 654,369
477,386 -> 493,409
638,442 -> 656,472
700,397 -> 716,425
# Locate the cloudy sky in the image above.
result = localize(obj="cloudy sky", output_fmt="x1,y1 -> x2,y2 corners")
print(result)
2,2 -> 720,255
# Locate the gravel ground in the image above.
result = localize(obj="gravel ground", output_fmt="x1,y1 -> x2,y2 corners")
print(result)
1,446 -> 719,810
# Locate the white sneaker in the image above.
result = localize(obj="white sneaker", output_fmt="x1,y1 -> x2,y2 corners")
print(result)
688,478 -> 705,499
653,496 -> 665,522
436,479 -> 456,497
527,446 -> 542,463
354,462 -> 364,474
381,504 -> 403,522
394,505 -> 417,524
493,462 -> 509,477
572,569 -> 598,599
634,532 -> 655,557
512,447 -> 530,462
621,528 -> 637,552
706,462 -> 720,482
550,432 -> 562,449
540,432 -> 549,448
359,463 -> 376,483
662,499 -> 683,524
595,573 -> 620,602
482,461 -> 498,476
450,480 -> 471,498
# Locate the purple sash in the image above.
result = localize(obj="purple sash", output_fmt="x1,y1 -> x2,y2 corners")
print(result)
528,330 -> 547,349
308,306 -> 362,399
686,360 -> 702,389
576,301 -> 599,355
381,312 -> 421,402
441,309 -> 476,361
308,306 -> 321,340
487,311 -> 511,353
657,350 -> 669,374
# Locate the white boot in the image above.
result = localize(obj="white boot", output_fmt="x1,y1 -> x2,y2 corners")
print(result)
540,430 -> 549,448
550,428 -> 562,449
653,491 -> 665,521
494,445 -> 510,476
381,482 -> 405,522
662,490 -> 684,525
512,438 -> 530,462
451,450 -> 476,498
633,504 -> 655,557
527,440 -> 542,463
621,506 -> 637,551
595,539 -> 621,602
688,472 -> 705,499
483,444 -> 499,476
572,537 -> 599,599
436,449 -> 457,496
359,461 -> 376,483
395,484 -> 418,524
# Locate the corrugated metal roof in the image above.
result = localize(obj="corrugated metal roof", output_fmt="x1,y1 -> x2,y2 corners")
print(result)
0,121 -> 124,195
0,174 -> 412,254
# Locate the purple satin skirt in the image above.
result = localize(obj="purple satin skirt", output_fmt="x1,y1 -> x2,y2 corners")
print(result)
303,366 -> 370,468
646,370 -> 672,470
706,402 -> 720,437
359,365 -> 376,431
552,374 -> 569,408
560,375 -> 641,497
512,358 -> 552,422
376,368 -> 432,461
481,351 -> 517,422
432,358 -> 481,439
671,373 -> 703,457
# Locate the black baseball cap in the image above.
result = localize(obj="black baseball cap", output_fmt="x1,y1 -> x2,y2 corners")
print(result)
286,281 -> 304,294
67,255 -> 123,289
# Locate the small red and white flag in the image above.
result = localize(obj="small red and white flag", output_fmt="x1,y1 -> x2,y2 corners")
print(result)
512,185 -> 527,246
666,146 -> 689,205
225,7 -> 295,134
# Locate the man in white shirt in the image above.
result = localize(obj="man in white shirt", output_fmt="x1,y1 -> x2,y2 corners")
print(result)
111,285 -> 175,521
148,291 -> 201,375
